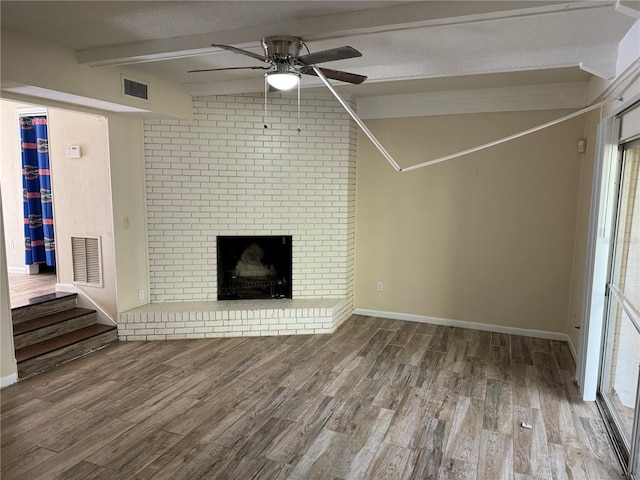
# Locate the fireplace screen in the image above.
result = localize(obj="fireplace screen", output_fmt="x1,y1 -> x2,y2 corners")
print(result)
217,236 -> 292,300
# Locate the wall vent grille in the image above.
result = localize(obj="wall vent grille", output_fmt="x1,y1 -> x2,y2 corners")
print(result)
122,78 -> 149,100
71,236 -> 103,287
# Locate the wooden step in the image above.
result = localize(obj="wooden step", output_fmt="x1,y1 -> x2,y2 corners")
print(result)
16,325 -> 118,378
11,292 -> 78,324
13,307 -> 97,349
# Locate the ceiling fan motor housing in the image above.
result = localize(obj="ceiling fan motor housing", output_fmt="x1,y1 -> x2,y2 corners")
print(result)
261,35 -> 303,60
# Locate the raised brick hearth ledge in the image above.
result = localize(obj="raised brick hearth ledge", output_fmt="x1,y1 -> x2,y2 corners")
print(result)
117,298 -> 352,341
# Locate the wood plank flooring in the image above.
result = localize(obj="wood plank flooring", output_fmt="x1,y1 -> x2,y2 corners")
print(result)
0,315 -> 623,479
8,271 -> 57,308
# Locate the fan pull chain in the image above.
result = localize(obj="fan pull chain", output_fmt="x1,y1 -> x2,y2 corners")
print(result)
297,79 -> 301,133
263,76 -> 269,130
299,41 -> 308,133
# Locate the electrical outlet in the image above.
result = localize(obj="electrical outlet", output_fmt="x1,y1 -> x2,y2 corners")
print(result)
138,289 -> 145,300
8,240 -> 15,250
377,281 -> 384,292
124,216 -> 130,229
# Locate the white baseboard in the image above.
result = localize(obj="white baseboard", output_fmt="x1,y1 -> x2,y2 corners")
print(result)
8,265 -> 39,275
353,308 -> 571,342
55,283 -> 77,293
58,284 -> 116,326
567,338 -> 578,364
1,373 -> 18,388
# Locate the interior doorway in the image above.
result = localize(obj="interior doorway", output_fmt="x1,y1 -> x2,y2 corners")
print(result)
1,103 -> 59,308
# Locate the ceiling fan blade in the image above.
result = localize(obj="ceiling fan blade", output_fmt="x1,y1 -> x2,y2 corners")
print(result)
187,66 -> 270,73
301,66 -> 367,84
211,43 -> 269,63
297,46 -> 362,65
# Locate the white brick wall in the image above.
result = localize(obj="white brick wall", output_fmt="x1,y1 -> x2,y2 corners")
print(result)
145,93 -> 356,302
132,92 -> 356,339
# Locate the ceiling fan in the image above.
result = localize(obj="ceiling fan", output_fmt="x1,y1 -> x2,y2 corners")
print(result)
188,35 -> 367,90
187,35 -> 400,171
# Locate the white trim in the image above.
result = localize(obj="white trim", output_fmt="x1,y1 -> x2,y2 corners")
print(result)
1,373 -> 18,389
56,283 -> 115,326
16,106 -> 47,117
578,115 -> 622,401
615,1 -> 640,20
353,308 -> 571,342
567,337 -> 578,365
609,91 -> 640,118
7,265 -> 39,275
357,82 -> 589,120
55,283 -> 77,293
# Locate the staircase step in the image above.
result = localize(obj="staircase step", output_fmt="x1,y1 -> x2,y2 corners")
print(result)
13,308 -> 97,349
16,325 -> 118,378
11,292 -> 78,324
16,324 -> 117,362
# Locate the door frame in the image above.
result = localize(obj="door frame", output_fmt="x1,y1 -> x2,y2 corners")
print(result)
579,95 -> 640,479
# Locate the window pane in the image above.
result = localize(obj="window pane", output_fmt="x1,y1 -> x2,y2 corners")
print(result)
601,298 -> 639,448
611,143 -> 640,310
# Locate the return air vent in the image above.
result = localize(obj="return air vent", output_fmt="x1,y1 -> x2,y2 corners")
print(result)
122,77 -> 149,101
71,236 -> 103,287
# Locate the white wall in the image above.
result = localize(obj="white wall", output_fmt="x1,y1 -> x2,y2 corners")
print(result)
0,100 -> 32,271
0,205 -> 18,387
144,93 -> 356,302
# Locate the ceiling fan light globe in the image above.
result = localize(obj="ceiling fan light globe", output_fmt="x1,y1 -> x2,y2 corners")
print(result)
265,72 -> 300,91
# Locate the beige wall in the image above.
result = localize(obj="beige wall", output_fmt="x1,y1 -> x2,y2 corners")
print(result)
46,109 -> 117,318
355,110 -> 585,333
108,116 -> 149,311
1,29 -> 192,120
1,205 -> 17,384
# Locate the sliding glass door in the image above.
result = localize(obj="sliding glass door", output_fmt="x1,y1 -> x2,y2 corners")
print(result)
599,138 -> 640,478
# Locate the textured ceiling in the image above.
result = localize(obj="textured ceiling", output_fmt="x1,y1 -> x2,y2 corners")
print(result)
1,1 -> 637,98
0,1 -> 397,50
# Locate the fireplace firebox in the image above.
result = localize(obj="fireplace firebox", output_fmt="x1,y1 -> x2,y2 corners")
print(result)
217,236 -> 292,300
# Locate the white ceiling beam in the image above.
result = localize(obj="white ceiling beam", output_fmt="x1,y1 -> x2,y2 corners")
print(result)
616,0 -> 640,19
78,1 -> 609,67
359,46 -> 616,79
356,82 -> 589,119
182,44 -> 615,97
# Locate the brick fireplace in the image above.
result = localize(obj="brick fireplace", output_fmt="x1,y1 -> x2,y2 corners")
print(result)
118,93 -> 356,340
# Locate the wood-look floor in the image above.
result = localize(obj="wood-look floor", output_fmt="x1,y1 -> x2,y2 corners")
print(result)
8,271 -> 57,308
0,316 -> 623,480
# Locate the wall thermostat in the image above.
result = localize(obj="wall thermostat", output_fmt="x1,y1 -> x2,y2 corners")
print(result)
67,145 -> 82,158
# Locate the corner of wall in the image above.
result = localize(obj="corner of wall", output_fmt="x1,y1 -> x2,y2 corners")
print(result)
0,203 -> 18,384
1,373 -> 18,389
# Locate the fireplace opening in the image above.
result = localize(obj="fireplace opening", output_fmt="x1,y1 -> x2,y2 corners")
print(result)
217,236 -> 292,300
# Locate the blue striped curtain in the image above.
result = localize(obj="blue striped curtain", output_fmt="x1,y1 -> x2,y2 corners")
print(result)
21,115 -> 56,266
